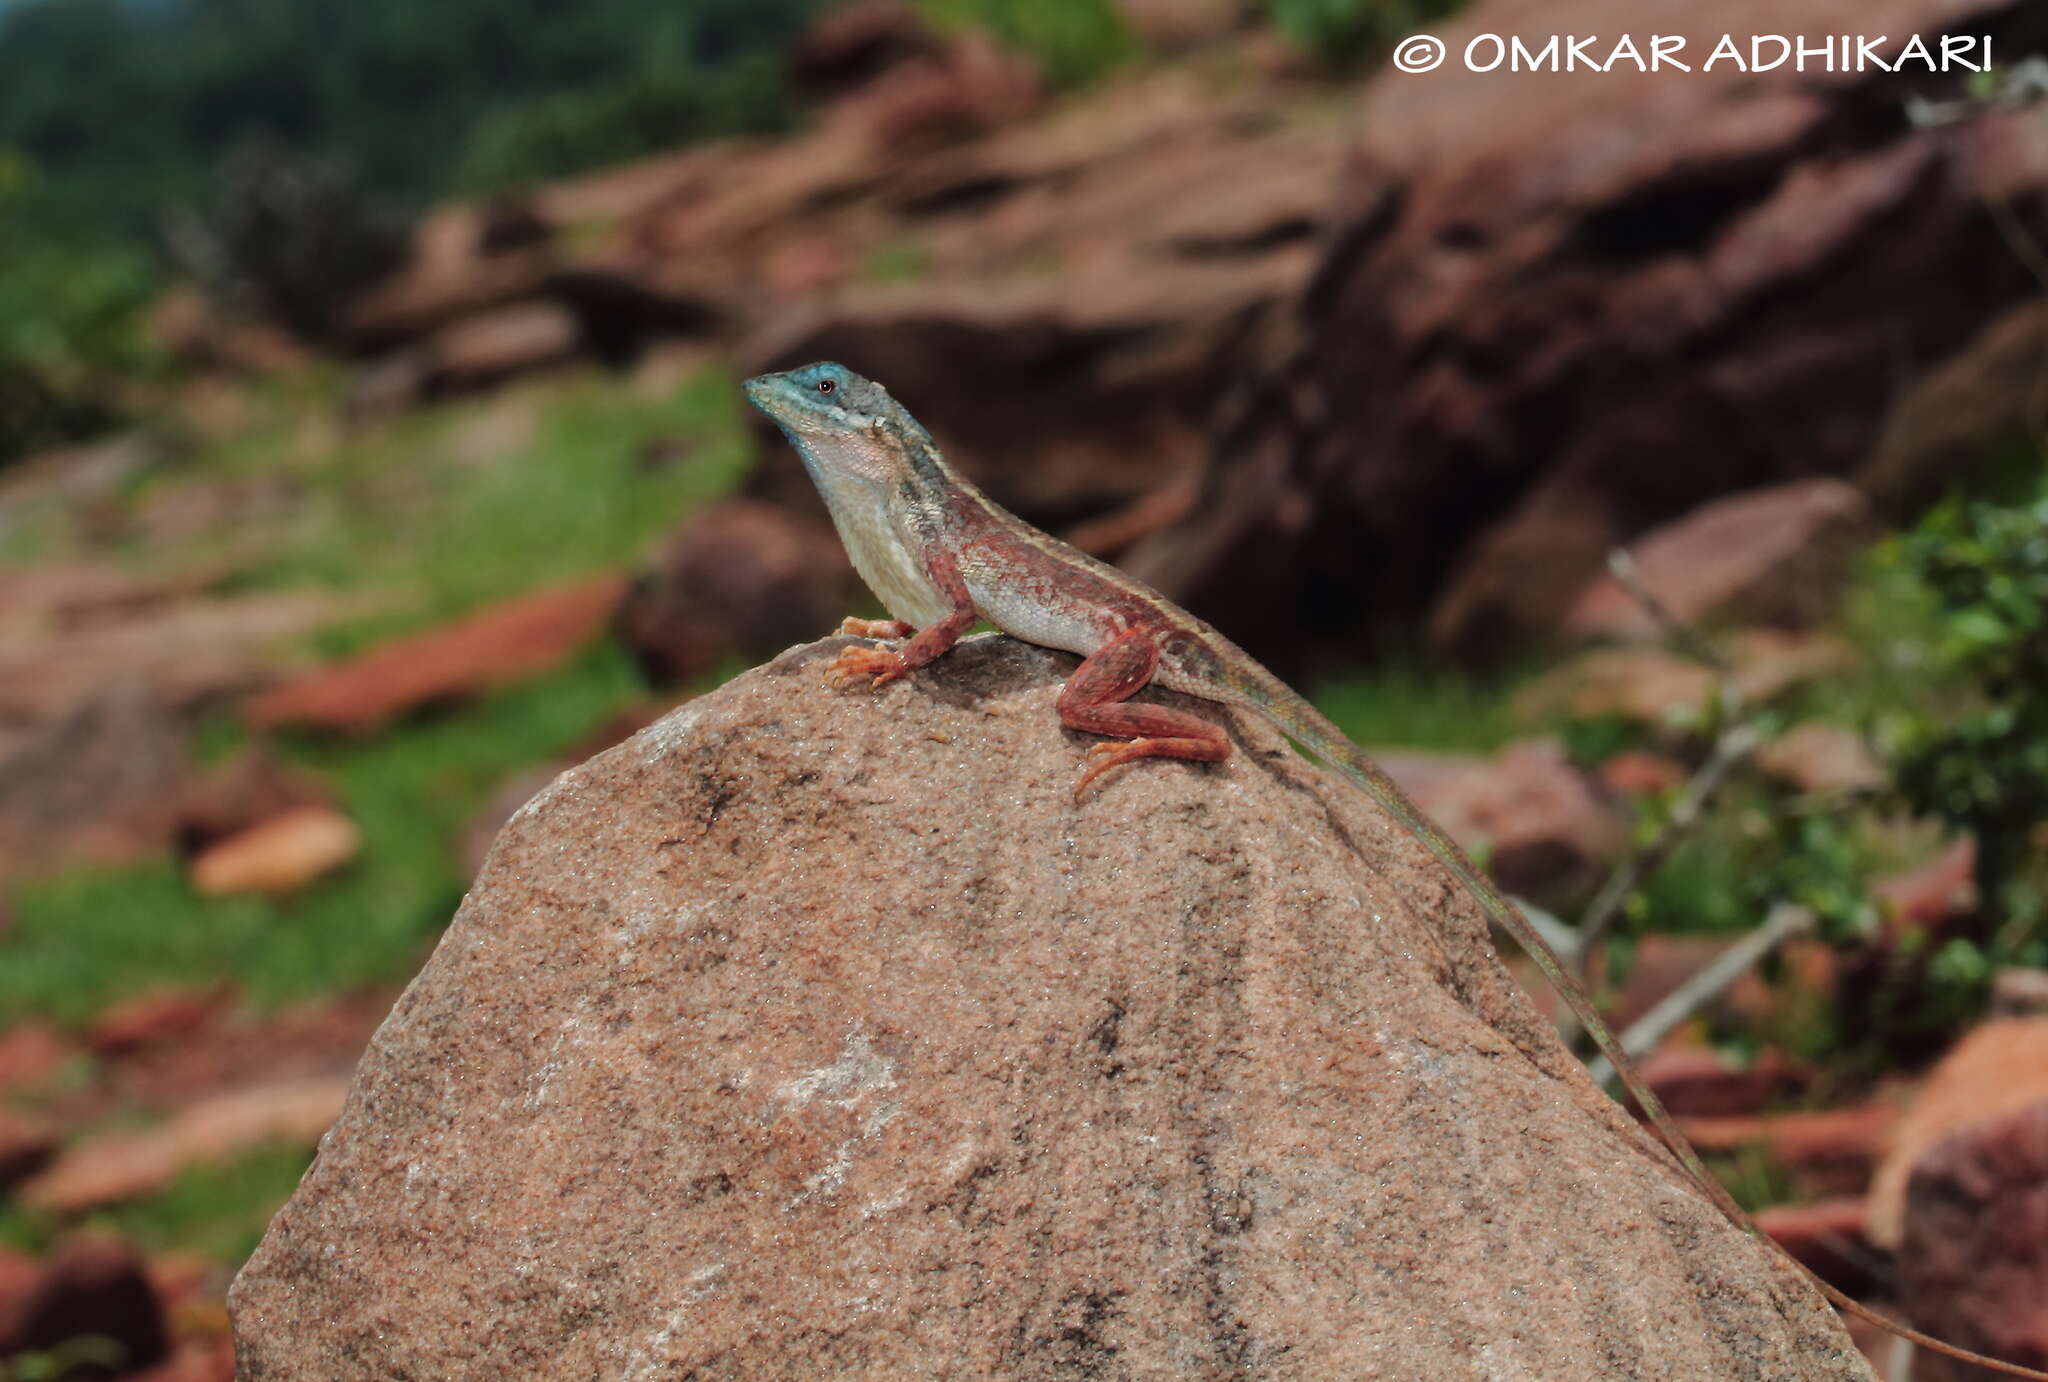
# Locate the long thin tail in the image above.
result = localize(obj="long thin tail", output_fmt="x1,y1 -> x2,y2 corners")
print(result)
1243,678 -> 2048,1381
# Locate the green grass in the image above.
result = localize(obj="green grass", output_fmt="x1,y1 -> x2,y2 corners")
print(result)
1309,660 -> 1523,753
0,1142 -> 314,1265
862,240 -> 932,285
0,362 -> 755,1277
219,367 -> 751,646
0,640 -> 660,1026
2,361 -> 756,1023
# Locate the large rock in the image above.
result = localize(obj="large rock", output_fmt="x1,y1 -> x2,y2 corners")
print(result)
1126,0 -> 2048,668
230,636 -> 1868,1380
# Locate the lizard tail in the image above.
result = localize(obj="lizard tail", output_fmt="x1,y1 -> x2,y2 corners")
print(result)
1229,673 -> 2048,1382
1230,674 -> 1734,1206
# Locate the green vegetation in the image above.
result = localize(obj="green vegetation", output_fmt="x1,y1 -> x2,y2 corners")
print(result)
1879,481 -> 2048,956
222,371 -> 751,642
1266,0 -> 1468,66
0,0 -> 823,249
1586,464 -> 2048,1066
1310,659 -> 1521,753
0,1143 -> 314,1264
862,239 -> 935,285
0,365 -> 753,1026
0,150 -> 160,459
1,642 -> 653,1026
456,54 -> 798,194
0,0 -> 825,463
0,1338 -> 127,1382
916,0 -> 1134,88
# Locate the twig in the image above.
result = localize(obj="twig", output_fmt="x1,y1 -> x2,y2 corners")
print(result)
1605,548 -> 1731,673
1573,720 -> 1762,981
1587,903 -> 1814,1088
1569,542 -> 1758,1004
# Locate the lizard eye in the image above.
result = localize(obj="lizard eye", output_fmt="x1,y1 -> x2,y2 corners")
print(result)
816,378 -> 835,395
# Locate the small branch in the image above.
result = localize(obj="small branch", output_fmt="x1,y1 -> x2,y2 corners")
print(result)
1605,548 -> 1730,673
1573,721 -> 1763,981
1587,903 -> 1815,1088
1569,542 -> 1759,1006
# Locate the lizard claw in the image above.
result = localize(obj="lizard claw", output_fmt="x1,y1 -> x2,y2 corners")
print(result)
1074,739 -> 1155,799
827,645 -> 909,690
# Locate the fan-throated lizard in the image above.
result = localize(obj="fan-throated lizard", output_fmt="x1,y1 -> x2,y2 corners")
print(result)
745,360 -> 2045,1380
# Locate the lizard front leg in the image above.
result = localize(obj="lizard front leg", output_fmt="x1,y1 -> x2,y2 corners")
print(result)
827,548 -> 975,690
1060,625 -> 1231,798
837,617 -> 915,639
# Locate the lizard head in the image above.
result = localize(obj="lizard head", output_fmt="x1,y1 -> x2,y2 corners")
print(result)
743,361 -> 925,487
743,362 -> 898,438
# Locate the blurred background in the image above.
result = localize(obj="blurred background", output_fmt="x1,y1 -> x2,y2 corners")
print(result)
1,0 -> 2046,1376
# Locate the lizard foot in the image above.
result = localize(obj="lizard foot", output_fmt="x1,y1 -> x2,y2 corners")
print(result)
837,616 -> 914,639
1073,740 -> 1157,798
827,645 -> 909,690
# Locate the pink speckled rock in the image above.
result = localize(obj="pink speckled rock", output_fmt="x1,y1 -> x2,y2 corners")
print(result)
229,636 -> 1871,1380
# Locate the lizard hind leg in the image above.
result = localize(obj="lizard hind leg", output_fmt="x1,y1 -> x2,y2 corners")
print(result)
1059,626 -> 1231,799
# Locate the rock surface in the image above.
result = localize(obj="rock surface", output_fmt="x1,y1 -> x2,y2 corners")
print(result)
1563,480 -> 1877,642
245,575 -> 625,733
229,636 -> 1870,1380
1126,0 -> 2048,666
1899,1099 -> 2048,1381
0,681 -> 189,882
1374,738 -> 1625,906
1867,1019 -> 2048,1250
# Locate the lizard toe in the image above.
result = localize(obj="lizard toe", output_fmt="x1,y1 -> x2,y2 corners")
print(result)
826,646 -> 907,690
1074,740 -> 1155,798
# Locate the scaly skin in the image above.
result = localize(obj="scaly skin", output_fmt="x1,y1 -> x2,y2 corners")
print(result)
744,361 -> 2045,1380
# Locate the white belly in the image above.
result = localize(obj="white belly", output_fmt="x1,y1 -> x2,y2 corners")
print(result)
971,577 -> 1104,657
819,479 -> 953,627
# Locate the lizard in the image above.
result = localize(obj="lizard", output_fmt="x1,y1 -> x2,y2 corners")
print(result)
744,359 -> 2048,1381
